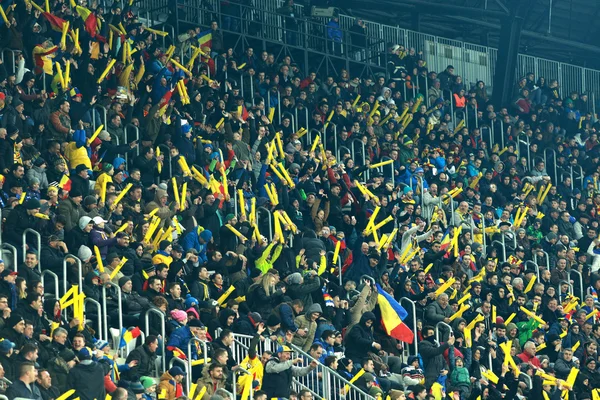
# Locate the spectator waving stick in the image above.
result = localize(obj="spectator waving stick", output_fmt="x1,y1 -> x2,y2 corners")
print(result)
60,21 -> 70,50
114,221 -> 130,235
110,257 -> 128,279
279,211 -> 298,233
0,5 -> 8,25
88,124 -> 104,145
180,182 -> 188,211
352,95 -> 361,107
369,159 -> 394,169
145,27 -> 169,36
457,292 -> 471,305
434,277 -> 455,296
364,215 -> 393,236
217,285 -> 236,306
539,184 -> 552,204
56,389 -> 76,400
401,246 -> 420,264
465,313 -> 484,330
344,368 -> 366,394
524,275 -> 536,293
519,306 -> 546,325
113,183 -> 132,208
269,163 -> 286,183
226,224 -> 247,243
171,59 -> 193,78
97,59 -> 116,83
499,340 -> 520,375
278,163 -> 295,188
94,245 -> 105,272
504,312 -> 516,325
55,62 -> 66,89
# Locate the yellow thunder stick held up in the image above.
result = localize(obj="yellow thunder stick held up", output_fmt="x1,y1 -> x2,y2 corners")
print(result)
113,183 -> 132,207
369,159 -> 394,169
97,59 -> 116,83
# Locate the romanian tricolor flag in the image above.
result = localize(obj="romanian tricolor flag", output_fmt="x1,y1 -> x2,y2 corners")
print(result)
323,291 -> 334,307
74,5 -> 99,37
59,175 -> 71,191
167,346 -> 188,360
592,288 -> 598,302
119,326 -> 141,348
375,283 -> 414,343
196,29 -> 212,48
157,89 -> 174,117
439,227 -> 452,251
42,12 -> 67,32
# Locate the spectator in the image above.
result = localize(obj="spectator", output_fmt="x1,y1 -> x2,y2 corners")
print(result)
262,345 -> 317,399
6,362 -> 42,400
158,366 -> 186,400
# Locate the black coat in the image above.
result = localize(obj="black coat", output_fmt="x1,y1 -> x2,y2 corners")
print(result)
70,175 -> 90,198
3,204 -> 38,245
344,312 -> 377,362
14,303 -> 50,340
6,379 -> 43,400
67,360 -> 106,400
419,337 -> 450,388
122,344 -> 158,381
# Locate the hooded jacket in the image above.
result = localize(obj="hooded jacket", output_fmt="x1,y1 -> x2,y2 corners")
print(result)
419,335 -> 450,388
146,189 -> 177,227
195,365 -> 226,400
158,370 -> 184,400
344,311 -> 377,362
67,360 -> 106,400
292,303 -> 322,352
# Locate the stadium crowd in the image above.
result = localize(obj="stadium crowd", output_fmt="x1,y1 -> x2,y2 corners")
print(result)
0,0 -> 599,399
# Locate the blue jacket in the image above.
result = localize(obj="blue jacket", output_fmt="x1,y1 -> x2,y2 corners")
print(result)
313,339 -> 335,363
166,325 -> 198,361
181,228 -> 209,264
278,303 -> 299,332
7,379 -> 43,400
326,20 -> 342,42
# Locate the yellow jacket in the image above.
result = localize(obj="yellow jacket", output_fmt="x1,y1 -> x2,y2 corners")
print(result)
65,142 -> 92,170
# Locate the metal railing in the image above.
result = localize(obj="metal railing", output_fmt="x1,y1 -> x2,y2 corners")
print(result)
568,270 -> 584,301
145,308 -> 166,374
169,357 -> 191,394
400,297 -> 419,355
435,321 -> 453,344
534,250 -> 550,271
232,367 -> 253,400
22,228 -> 41,268
1,243 -> 18,272
188,337 -> 209,366
228,332 -> 374,400
41,270 -> 59,301
84,297 -> 104,341
102,281 -> 123,347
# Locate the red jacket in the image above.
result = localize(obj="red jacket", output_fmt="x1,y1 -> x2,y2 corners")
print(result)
517,350 -> 541,368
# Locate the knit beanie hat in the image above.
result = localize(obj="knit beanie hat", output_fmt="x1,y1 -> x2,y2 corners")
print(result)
78,245 -> 93,262
170,309 -> 187,323
140,376 -> 156,389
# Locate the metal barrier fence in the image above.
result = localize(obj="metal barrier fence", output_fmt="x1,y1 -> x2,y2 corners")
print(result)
145,308 -> 167,374
138,0 -> 600,101
228,332 -> 375,400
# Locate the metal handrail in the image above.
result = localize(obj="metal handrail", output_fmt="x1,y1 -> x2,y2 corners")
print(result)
41,270 -> 59,302
91,104 -> 108,136
22,228 -> 41,269
519,372 -> 533,390
534,249 -> 550,271
524,260 -> 540,281
169,356 -> 190,394
491,240 -> 506,262
144,308 -> 166,374
543,148 -> 558,185
257,206 -> 273,241
62,254 -> 82,321
435,321 -> 453,344
1,243 -> 17,272
102,281 -> 123,348
400,297 -> 419,355
188,337 -> 209,365
84,297 -> 104,341
232,367 -> 253,400
568,269 -> 584,301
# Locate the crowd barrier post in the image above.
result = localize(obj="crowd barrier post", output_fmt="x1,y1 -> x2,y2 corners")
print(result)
189,337 -> 209,366
1,243 -> 17,272
92,104 -> 108,133
169,357 -> 190,394
102,281 -> 123,350
232,367 -> 253,400
435,321 -> 453,344
40,270 -> 59,301
517,133 -> 531,171
400,297 -> 419,355
22,228 -> 41,268
568,270 -> 584,301
257,206 -> 273,241
543,148 -> 558,184
534,250 -> 550,271
84,297 -> 104,341
145,308 -> 167,373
